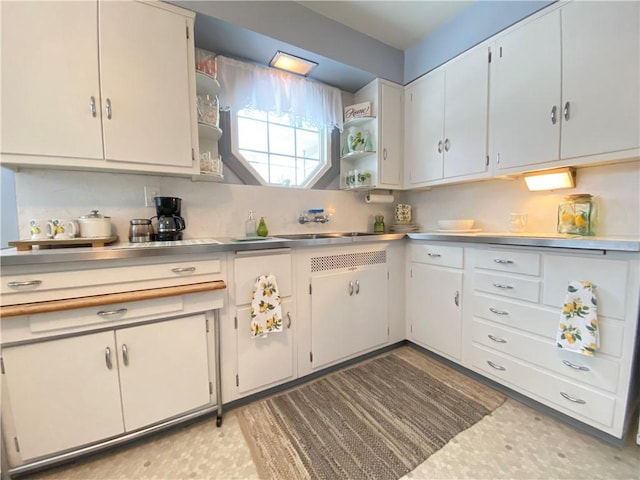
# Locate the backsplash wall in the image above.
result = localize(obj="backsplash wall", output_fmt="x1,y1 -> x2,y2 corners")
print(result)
11,160 -> 639,241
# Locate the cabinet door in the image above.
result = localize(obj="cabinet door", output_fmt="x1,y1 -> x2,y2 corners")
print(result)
405,71 -> 445,185
99,1 -> 193,167
0,1 -> 103,159
311,270 -> 352,369
560,1 -> 640,159
492,10 -> 561,171
408,263 -> 462,360
117,315 -> 210,431
378,82 -> 403,187
443,46 -> 489,178
2,332 -> 124,460
236,299 -> 294,393
351,264 -> 389,354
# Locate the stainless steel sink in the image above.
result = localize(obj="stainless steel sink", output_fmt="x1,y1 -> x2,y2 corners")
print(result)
275,232 -> 377,240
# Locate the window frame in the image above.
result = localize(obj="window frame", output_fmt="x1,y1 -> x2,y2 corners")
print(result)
229,109 -> 332,188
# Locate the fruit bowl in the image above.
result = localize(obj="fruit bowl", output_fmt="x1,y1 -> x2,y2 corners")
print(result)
437,219 -> 474,230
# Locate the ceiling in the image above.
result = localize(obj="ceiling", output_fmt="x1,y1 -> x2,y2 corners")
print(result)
296,1 -> 474,51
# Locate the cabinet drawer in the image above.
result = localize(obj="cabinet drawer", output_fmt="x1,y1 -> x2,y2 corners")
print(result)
474,272 -> 540,302
472,293 -> 624,358
542,254 -> 628,319
1,259 -> 223,306
474,249 -> 540,276
469,345 -> 616,428
411,244 -> 463,268
234,252 -> 292,305
471,318 -> 620,392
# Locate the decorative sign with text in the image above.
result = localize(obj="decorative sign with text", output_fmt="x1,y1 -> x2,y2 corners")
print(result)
344,102 -> 372,121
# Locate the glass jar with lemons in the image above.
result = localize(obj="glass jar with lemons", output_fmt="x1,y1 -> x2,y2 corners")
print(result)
557,194 -> 596,236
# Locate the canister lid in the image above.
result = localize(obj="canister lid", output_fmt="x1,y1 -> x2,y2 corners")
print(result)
130,218 -> 152,225
80,210 -> 109,219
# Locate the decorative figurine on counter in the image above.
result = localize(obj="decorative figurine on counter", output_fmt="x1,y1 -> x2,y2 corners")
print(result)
374,214 -> 385,233
256,217 -> 269,237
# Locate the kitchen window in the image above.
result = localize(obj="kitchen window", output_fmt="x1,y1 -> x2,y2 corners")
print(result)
217,55 -> 343,188
236,108 -> 327,187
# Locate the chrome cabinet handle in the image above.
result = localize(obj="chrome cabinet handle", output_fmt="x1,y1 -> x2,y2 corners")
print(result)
437,140 -> 443,153
90,96 -> 97,117
348,281 -> 354,296
489,307 -> 509,316
562,359 -> 590,372
427,252 -> 442,257
7,280 -> 42,287
287,312 -> 292,329
106,98 -> 112,119
97,308 -> 127,317
105,347 -> 113,370
355,280 -> 360,295
172,267 -> 196,273
454,290 -> 460,307
492,283 -> 514,290
488,334 -> 507,344
551,105 -> 557,125
493,259 -> 514,264
122,344 -> 129,366
444,138 -> 450,152
560,391 -> 586,404
383,148 -> 388,160
487,360 -> 506,371
563,101 -> 570,121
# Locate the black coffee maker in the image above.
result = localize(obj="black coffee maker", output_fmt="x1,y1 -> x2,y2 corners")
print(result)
154,196 -> 186,241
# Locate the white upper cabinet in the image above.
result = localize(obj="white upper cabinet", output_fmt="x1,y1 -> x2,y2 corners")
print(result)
405,45 -> 490,188
560,1 -> 640,160
0,0 -> 197,175
1,1 -> 104,159
491,2 -> 639,174
340,79 -> 403,190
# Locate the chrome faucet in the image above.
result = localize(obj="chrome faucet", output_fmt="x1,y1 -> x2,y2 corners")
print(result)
298,209 -> 330,224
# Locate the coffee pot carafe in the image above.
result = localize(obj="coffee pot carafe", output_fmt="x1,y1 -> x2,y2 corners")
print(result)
153,196 -> 186,241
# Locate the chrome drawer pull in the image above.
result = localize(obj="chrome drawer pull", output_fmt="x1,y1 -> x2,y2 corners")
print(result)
7,280 -> 42,287
492,283 -> 514,289
105,347 -> 113,370
427,253 -> 442,257
488,334 -> 507,344
560,391 -> 586,404
562,359 -> 590,372
348,281 -> 354,296
487,360 -> 506,371
489,307 -> 509,316
454,290 -> 460,307
97,308 -> 127,317
122,344 -> 129,366
172,267 -> 196,273
493,259 -> 514,264
355,280 -> 360,295
287,312 -> 292,329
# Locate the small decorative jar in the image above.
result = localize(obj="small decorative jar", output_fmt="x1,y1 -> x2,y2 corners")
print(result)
557,194 -> 596,236
374,214 -> 385,233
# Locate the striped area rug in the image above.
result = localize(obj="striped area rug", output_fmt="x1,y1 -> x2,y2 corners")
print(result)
237,347 -> 506,480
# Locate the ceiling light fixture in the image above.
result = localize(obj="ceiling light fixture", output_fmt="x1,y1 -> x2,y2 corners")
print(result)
523,167 -> 576,191
269,51 -> 318,76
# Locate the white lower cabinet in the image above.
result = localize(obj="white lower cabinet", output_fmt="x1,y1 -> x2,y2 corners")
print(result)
407,243 -> 463,361
465,245 -> 639,439
2,314 -> 210,461
232,251 -> 295,394
311,264 -> 388,369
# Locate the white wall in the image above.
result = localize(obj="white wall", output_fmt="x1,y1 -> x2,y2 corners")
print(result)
12,169 -> 397,241
10,160 -> 639,242
405,161 -> 640,236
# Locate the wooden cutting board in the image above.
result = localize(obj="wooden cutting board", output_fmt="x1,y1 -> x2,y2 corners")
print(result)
8,236 -> 119,251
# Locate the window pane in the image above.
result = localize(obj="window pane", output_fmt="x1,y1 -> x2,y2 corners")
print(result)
297,129 -> 320,159
269,124 -> 295,156
238,117 -> 267,151
270,156 -> 296,186
238,108 -> 267,121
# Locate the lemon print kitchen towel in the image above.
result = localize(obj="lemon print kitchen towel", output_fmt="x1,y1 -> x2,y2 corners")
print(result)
250,274 -> 283,338
556,281 -> 599,356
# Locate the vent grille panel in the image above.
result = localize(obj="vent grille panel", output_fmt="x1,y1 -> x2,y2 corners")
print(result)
311,251 -> 386,273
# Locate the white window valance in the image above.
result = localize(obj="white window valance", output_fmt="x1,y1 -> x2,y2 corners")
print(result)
216,55 -> 343,132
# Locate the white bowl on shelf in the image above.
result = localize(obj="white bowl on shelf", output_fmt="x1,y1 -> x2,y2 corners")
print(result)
437,219 -> 474,231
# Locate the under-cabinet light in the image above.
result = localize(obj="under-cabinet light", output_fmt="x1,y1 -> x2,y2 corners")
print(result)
269,51 -> 317,76
523,167 -> 576,191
